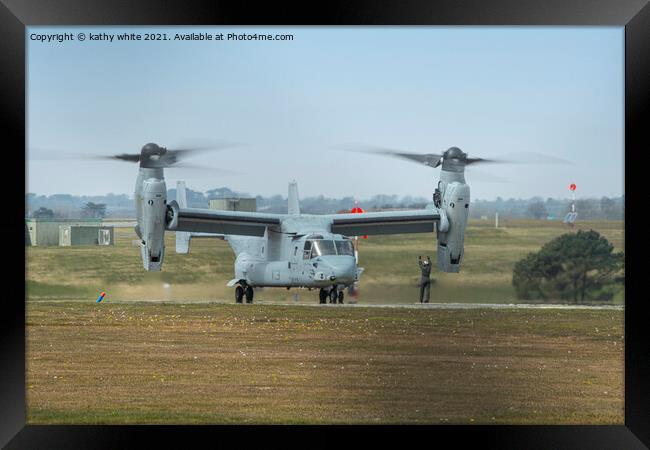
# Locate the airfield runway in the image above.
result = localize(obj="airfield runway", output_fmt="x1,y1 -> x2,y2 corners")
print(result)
26,299 -> 624,425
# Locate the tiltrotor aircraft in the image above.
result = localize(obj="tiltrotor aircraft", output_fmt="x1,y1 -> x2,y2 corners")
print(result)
112,142 -> 516,303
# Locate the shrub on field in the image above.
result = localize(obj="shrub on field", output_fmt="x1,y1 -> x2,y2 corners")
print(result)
512,230 -> 624,303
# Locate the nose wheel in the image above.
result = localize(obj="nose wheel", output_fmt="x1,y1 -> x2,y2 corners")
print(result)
245,286 -> 254,303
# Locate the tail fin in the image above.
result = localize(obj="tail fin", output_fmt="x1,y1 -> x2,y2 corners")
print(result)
288,180 -> 300,215
175,181 -> 226,253
176,181 -> 191,253
177,180 -> 188,208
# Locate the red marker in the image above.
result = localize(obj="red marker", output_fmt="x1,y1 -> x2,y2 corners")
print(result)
351,206 -> 368,239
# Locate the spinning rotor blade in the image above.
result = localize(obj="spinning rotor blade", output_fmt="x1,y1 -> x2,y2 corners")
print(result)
490,151 -> 573,165
335,143 -> 571,169
96,146 -> 234,165
464,167 -> 509,183
161,141 -> 242,162
333,143 -> 443,168
167,162 -> 241,175
465,157 -> 505,165
29,140 -> 242,171
105,153 -> 141,163
451,152 -> 570,166
388,151 -> 443,168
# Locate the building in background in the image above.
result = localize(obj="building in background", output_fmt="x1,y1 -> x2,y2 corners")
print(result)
25,218 -> 114,246
208,198 -> 257,212
59,225 -> 114,246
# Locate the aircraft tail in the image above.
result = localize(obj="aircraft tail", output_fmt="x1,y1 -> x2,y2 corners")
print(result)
177,180 -> 188,208
175,181 -> 191,253
175,180 -> 226,253
288,180 -> 300,215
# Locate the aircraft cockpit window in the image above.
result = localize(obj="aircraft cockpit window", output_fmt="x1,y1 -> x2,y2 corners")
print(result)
310,239 -> 336,257
303,240 -> 312,260
335,240 -> 354,256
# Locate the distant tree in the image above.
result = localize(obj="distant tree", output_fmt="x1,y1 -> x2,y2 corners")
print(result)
81,202 -> 107,218
49,194 -> 75,202
599,196 -> 621,220
26,193 -> 36,208
513,230 -> 623,303
574,199 -> 599,219
25,188 -> 626,219
33,207 -> 55,218
408,202 -> 427,209
526,201 -> 547,219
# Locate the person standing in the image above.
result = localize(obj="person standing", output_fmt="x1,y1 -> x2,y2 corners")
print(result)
418,255 -> 432,303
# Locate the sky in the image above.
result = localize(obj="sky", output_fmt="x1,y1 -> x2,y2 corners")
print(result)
27,26 -> 624,201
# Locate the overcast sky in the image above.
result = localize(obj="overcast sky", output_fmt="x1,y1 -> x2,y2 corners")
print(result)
27,26 -> 623,200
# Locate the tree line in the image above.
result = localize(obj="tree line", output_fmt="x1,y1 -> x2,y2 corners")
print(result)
26,190 -> 624,220
471,196 -> 624,220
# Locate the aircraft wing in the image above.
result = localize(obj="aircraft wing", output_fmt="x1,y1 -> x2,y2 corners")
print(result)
330,209 -> 441,236
175,230 -> 226,254
167,200 -> 282,237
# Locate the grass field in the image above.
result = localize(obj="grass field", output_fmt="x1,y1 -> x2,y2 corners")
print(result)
25,219 -> 625,424
27,301 -> 623,424
26,219 -> 624,304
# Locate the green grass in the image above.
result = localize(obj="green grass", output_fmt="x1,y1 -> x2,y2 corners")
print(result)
25,219 -> 624,305
26,280 -> 96,299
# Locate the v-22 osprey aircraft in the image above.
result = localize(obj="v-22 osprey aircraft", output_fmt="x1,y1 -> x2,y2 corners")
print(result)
128,142 -> 483,304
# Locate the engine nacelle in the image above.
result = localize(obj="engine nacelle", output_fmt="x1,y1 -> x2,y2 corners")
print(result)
437,181 -> 469,273
139,178 -> 167,271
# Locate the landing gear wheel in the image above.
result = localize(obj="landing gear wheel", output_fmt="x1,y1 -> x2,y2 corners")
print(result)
338,291 -> 344,304
245,286 -> 254,303
329,289 -> 338,303
319,289 -> 327,304
235,285 -> 244,303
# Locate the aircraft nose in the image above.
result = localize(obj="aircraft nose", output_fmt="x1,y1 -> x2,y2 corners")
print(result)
329,257 -> 356,283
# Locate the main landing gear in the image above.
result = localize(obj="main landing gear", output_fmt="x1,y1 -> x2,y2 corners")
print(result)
319,287 -> 344,304
235,283 -> 254,304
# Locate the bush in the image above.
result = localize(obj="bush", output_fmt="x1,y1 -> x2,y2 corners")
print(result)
512,230 -> 623,303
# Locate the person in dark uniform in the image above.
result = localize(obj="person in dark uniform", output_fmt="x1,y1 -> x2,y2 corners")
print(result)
418,255 -> 432,303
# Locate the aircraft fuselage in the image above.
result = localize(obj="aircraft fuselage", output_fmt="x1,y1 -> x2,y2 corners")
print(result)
228,231 -> 358,289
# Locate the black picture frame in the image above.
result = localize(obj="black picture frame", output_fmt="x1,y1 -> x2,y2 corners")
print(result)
2,1 -> 647,448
